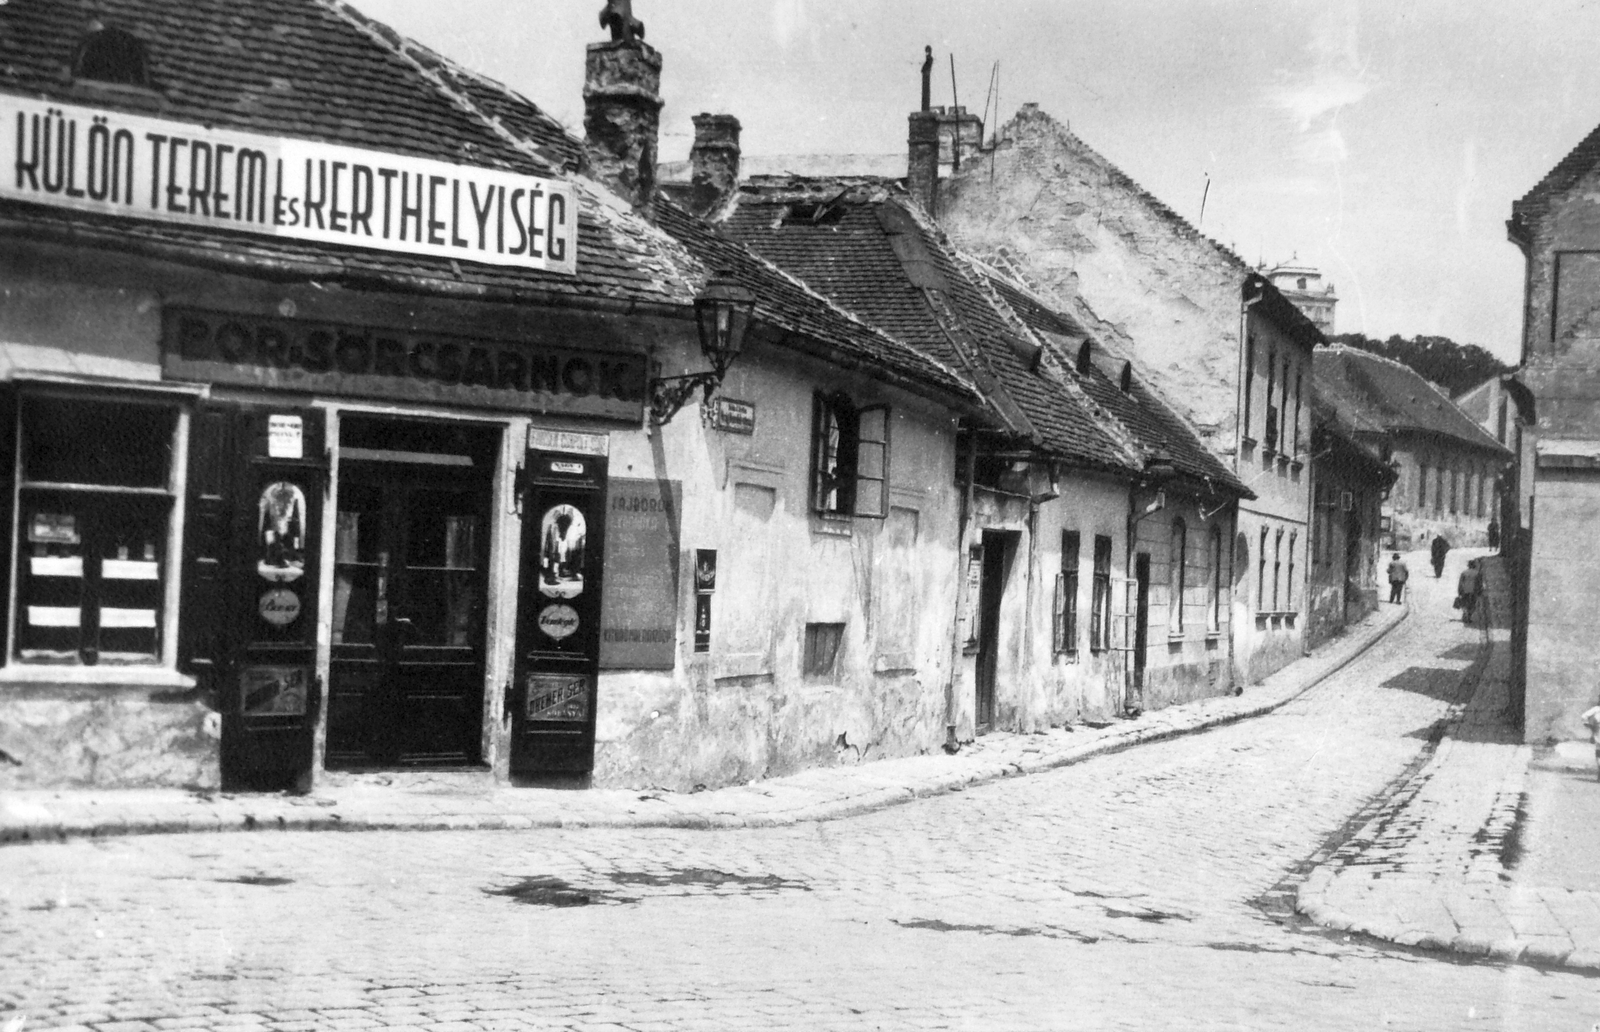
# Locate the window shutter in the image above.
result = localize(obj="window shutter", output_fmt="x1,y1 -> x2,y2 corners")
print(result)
1052,572 -> 1065,654
809,392 -> 827,513
177,403 -> 235,692
855,405 -> 890,519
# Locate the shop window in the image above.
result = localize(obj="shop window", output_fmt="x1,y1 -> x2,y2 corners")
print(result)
802,622 -> 844,676
1054,531 -> 1079,654
14,395 -> 178,664
811,392 -> 889,518
1090,535 -> 1112,652
1168,518 -> 1187,634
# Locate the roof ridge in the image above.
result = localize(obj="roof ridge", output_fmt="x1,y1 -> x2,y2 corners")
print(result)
318,0 -> 572,176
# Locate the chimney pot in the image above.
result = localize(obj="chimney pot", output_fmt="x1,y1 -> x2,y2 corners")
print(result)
687,113 -> 742,218
583,39 -> 664,214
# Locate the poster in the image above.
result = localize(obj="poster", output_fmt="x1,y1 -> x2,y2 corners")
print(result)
239,665 -> 309,717
598,478 -> 682,670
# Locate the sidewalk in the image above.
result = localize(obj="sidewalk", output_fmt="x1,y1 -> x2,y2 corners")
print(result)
1,603 -> 1408,847
1295,622 -> 1600,973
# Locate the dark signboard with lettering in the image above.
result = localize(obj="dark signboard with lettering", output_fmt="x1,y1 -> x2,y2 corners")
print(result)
162,308 -> 645,421
598,478 -> 682,670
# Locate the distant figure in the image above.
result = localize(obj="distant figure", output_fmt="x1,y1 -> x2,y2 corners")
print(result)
1430,534 -> 1450,578
599,0 -> 644,43
1386,552 -> 1409,604
1487,517 -> 1501,551
1456,559 -> 1482,625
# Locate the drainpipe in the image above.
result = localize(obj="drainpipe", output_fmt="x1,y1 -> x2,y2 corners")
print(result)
1233,281 -> 1265,688
943,430 -> 978,753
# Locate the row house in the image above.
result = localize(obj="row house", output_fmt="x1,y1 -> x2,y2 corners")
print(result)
927,99 -> 1325,686
690,172 -> 1250,732
1313,347 -> 1509,553
1505,113 -> 1600,742
0,0 -> 997,792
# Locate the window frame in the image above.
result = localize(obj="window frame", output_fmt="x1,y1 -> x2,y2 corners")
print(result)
9,385 -> 191,669
1055,530 -> 1080,655
1257,527 -> 1268,613
1208,524 -> 1222,633
810,391 -> 891,519
1090,534 -> 1112,652
1168,518 -> 1187,635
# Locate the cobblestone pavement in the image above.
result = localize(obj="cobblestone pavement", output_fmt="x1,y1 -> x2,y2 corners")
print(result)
3,556 -> 1596,1031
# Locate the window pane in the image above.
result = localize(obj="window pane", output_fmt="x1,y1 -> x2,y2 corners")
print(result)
22,398 -> 173,488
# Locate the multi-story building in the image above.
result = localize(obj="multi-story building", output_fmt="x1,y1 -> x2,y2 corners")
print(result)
1262,261 -> 1338,336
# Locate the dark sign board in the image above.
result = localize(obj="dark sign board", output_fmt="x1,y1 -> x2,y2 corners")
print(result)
706,397 -> 756,435
162,307 -> 645,421
598,478 -> 682,670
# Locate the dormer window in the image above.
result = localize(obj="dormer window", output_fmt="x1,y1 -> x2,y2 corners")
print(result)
1118,361 -> 1133,393
74,27 -> 151,89
1076,340 -> 1092,375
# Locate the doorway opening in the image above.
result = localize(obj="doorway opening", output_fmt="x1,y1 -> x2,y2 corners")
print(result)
325,416 -> 500,769
974,530 -> 1016,732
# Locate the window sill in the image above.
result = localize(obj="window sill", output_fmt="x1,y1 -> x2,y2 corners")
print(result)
1290,460 -> 1305,473
0,665 -> 195,688
1167,632 -> 1186,643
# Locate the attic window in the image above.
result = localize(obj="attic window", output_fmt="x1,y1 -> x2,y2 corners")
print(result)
1119,361 -> 1133,393
781,201 -> 846,227
1076,340 -> 1092,374
74,26 -> 151,88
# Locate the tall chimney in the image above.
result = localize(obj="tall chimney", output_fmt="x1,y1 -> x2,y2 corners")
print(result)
687,113 -> 741,218
583,38 -> 664,214
907,110 -> 940,217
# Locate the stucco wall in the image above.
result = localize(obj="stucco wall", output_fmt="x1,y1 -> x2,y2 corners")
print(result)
1385,440 -> 1500,550
1525,469 -> 1600,742
594,337 -> 961,790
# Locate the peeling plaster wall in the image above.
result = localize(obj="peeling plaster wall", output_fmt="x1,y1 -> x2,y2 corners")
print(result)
0,684 -> 219,790
1305,464 -> 1383,652
1525,469 -> 1600,742
593,336 -> 960,790
939,106 -> 1244,454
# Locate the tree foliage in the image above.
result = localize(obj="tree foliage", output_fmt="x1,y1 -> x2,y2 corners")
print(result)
1326,333 -> 1511,397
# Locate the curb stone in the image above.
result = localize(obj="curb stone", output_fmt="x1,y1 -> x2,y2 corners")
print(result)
0,605 -> 1409,847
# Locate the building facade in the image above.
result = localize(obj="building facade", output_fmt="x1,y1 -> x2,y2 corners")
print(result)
1262,261 -> 1338,336
1314,348 -> 1509,553
930,102 -> 1320,687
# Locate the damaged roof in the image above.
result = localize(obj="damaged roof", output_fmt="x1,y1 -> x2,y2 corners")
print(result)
0,0 -> 700,308
1313,346 -> 1509,455
719,178 -> 1146,477
985,272 -> 1248,497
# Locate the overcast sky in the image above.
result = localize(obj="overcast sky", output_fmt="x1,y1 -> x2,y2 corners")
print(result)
350,0 -> 1600,364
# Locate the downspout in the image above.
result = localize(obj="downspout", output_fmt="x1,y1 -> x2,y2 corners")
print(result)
944,429 -> 978,753
1233,281 -> 1265,688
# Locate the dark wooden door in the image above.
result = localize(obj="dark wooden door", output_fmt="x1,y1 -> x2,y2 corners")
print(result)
326,420 -> 494,769
510,449 -> 608,779
1133,552 -> 1151,691
974,531 -> 1008,731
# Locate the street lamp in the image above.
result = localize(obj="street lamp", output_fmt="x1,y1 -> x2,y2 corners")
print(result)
649,270 -> 757,427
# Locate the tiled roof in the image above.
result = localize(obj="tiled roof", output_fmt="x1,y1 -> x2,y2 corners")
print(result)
1313,347 -> 1509,455
719,180 -> 1139,474
1511,120 -> 1600,226
984,272 -> 1249,497
0,0 -> 699,307
653,199 -> 978,402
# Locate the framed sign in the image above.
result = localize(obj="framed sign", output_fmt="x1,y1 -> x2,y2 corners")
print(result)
240,665 -> 310,717
525,673 -> 590,722
599,479 -> 682,670
706,397 -> 756,435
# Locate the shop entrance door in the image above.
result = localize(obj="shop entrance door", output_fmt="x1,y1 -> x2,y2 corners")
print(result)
510,444 -> 608,780
325,418 -> 497,769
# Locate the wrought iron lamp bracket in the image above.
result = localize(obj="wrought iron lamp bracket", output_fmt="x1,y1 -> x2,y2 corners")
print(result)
648,370 -> 721,427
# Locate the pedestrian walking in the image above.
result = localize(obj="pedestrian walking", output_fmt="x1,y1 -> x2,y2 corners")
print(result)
1487,517 -> 1500,551
1583,704 -> 1600,782
1386,552 -> 1409,604
1430,534 -> 1450,578
1455,559 -> 1482,624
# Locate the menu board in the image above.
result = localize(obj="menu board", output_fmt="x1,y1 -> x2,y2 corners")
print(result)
598,478 -> 682,670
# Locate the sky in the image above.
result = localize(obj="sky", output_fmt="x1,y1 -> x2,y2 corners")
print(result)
348,0 -> 1600,365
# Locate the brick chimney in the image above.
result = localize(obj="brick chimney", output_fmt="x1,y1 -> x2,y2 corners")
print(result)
583,39 -> 664,214
907,110 -> 940,218
686,113 -> 742,218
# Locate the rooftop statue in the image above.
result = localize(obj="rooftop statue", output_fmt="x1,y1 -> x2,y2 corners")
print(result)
599,0 -> 645,44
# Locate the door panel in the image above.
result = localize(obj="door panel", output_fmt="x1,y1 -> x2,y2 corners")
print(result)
326,418 -> 496,770
511,450 -> 608,778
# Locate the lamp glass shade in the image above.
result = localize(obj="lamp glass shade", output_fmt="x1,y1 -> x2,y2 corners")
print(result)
694,273 -> 757,372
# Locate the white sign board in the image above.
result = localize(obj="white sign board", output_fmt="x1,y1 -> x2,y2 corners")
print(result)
0,96 -> 578,273
267,415 -> 304,459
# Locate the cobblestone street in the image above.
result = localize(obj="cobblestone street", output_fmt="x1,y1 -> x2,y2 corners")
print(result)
2,566 -> 1594,1031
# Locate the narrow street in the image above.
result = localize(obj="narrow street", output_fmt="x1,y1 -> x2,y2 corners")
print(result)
1,556 -> 1590,1032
